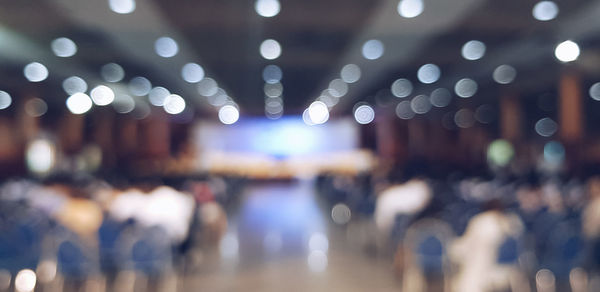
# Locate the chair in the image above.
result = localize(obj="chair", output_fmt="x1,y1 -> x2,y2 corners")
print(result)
497,236 -> 520,265
127,227 -> 172,277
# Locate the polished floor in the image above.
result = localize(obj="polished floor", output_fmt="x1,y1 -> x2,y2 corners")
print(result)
184,180 -> 401,291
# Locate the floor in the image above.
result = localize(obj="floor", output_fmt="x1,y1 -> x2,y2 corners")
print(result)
183,180 -> 402,291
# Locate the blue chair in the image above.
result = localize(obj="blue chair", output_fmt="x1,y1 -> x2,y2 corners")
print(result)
416,235 -> 444,275
0,221 -> 43,273
57,239 -> 94,279
497,237 -> 519,265
543,223 -> 584,278
98,218 -> 126,273
129,227 -> 172,276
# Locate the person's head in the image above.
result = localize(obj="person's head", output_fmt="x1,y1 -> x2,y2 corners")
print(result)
482,198 -> 504,212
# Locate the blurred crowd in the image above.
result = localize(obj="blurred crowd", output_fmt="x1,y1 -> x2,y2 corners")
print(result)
316,168 -> 600,292
0,174 -> 239,292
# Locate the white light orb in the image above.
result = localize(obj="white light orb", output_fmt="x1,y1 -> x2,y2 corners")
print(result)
62,76 -> 87,95
66,93 -> 93,114
163,94 -> 186,114
354,104 -> 375,124
555,40 -> 580,63
260,39 -> 281,60
362,39 -> 384,60
149,86 -> 170,106
0,91 -> 12,110
263,65 -> 283,84
15,269 -> 36,292
340,64 -> 361,83
154,37 -> 179,58
454,78 -> 478,98
493,65 -> 517,84
51,37 -> 77,57
328,79 -> 348,97
590,83 -> 600,101
181,63 -> 205,83
101,63 -> 125,83
24,62 -> 48,82
533,1 -> 559,21
398,0 -> 424,18
391,79 -> 413,98
417,63 -> 441,84
109,0 -> 135,14
128,76 -> 152,96
90,85 -> 115,106
219,105 -> 240,125
255,0 -> 280,17
461,40 -> 486,61
308,101 -> 329,125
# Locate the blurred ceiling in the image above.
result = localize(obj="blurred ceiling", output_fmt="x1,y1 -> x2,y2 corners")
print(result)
0,0 -> 599,118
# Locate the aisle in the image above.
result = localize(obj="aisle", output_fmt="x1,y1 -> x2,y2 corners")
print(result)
184,180 -> 401,291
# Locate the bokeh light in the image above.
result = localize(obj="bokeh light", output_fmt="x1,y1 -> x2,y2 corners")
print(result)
395,100 -> 415,120
340,64 -> 361,84
354,104 -> 375,124
454,78 -> 478,98
219,105 -> 240,125
555,40 -> 580,62
487,139 -> 514,167
493,65 -> 517,84
62,76 -> 87,95
207,88 -> 229,106
391,79 -> 413,98
101,63 -> 125,83
26,139 -> 55,176
410,95 -> 432,114
181,63 -> 205,83
362,39 -> 384,60
128,76 -> 152,96
0,91 -> 12,110
109,0 -> 136,14
397,0 -> 424,18
198,78 -> 218,97
309,232 -> 329,252
154,37 -> 179,58
260,39 -> 282,60
533,1 -> 559,21
308,101 -> 329,125
149,86 -> 170,106
163,94 -> 186,114
589,82 -> 600,101
544,141 -> 565,164
461,40 -> 486,61
51,37 -> 77,57
66,92 -> 93,114
263,65 -> 283,84
331,203 -> 351,224
112,94 -> 135,114
307,250 -> 328,273
328,79 -> 348,97
24,98 -> 48,117
15,269 -> 36,292
430,88 -> 452,107
264,82 -> 283,98
535,117 -> 558,137
454,108 -> 475,128
90,85 -> 115,106
255,0 -> 280,17
417,63 -> 441,84
24,62 -> 48,82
